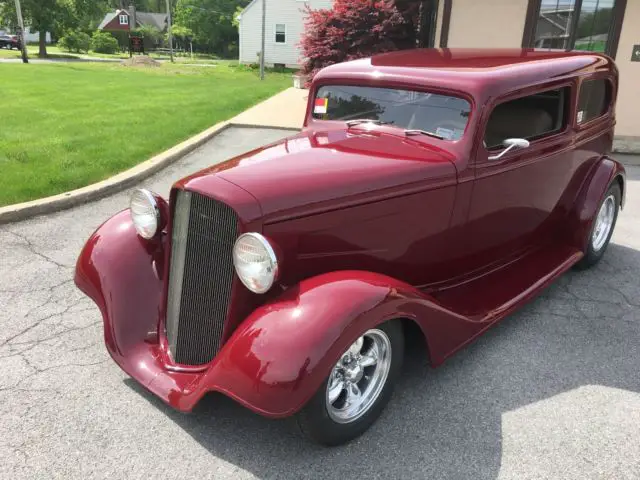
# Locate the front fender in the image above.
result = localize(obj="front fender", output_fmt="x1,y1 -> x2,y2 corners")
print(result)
205,271 -> 478,417
568,156 -> 625,251
75,210 -> 165,374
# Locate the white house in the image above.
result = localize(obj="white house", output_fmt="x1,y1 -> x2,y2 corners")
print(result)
239,0 -> 333,68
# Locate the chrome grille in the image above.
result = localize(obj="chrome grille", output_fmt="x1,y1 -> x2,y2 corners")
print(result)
166,190 -> 238,365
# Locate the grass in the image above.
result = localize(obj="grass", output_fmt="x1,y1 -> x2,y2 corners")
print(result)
0,62 -> 291,206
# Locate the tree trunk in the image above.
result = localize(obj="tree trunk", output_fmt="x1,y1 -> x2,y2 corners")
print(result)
38,30 -> 47,58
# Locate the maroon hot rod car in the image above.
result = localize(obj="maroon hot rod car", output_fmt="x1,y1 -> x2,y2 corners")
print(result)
75,49 -> 625,446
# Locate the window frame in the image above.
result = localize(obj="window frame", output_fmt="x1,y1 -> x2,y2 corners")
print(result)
575,75 -> 615,129
274,23 -> 286,45
478,81 -> 574,163
521,0 -> 627,59
119,14 -> 129,26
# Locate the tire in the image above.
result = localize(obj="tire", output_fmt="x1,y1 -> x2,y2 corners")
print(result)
575,182 -> 621,270
296,320 -> 404,446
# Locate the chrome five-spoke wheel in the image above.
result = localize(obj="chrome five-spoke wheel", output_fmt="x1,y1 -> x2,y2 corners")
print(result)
575,183 -> 620,270
592,194 -> 616,252
326,329 -> 391,423
297,320 -> 404,446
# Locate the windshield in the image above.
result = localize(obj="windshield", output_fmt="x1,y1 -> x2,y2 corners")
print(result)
312,85 -> 471,141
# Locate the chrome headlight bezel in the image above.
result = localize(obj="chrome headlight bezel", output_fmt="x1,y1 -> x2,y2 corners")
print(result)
130,188 -> 161,239
232,232 -> 279,294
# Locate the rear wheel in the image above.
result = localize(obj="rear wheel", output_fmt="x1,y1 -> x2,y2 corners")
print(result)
297,320 -> 404,446
575,183 -> 620,270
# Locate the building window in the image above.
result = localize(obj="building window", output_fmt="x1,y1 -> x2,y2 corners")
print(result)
577,79 -> 611,124
119,14 -> 129,25
527,0 -> 623,56
275,24 -> 286,44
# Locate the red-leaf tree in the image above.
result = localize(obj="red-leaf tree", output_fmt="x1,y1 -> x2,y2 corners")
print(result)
300,0 -> 419,82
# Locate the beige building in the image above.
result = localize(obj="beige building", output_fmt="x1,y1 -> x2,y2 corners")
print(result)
430,0 -> 638,148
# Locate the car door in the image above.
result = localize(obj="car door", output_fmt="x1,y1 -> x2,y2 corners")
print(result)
465,83 -> 575,270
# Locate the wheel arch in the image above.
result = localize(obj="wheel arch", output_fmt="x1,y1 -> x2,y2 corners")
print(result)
201,270 -> 468,417
566,156 -> 626,252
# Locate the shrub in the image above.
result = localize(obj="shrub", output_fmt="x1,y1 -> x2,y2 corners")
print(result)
133,25 -> 162,51
300,0 -> 419,82
58,31 -> 91,53
91,31 -> 119,54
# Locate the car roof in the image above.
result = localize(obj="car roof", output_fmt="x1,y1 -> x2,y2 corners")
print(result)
313,49 -> 616,100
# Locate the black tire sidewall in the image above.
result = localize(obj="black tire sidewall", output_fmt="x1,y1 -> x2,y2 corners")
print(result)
297,320 -> 405,446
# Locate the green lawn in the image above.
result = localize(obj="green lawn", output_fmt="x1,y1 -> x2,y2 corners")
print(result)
0,45 -> 234,62
0,62 -> 291,206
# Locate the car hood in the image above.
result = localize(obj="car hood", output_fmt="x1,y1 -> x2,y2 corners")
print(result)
180,129 -> 458,222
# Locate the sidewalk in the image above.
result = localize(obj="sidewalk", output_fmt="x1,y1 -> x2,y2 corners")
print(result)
231,87 -> 308,130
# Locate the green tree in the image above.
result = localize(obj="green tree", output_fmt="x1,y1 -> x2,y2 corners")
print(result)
170,24 -> 193,51
133,23 -> 162,49
0,0 -> 109,57
173,0 -> 249,55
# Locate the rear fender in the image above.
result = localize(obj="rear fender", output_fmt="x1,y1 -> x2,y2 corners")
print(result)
567,156 -> 625,251
204,271 -> 483,417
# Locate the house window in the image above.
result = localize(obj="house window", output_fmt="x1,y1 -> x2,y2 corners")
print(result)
577,78 -> 611,124
275,24 -> 286,44
119,14 -> 129,25
528,0 -> 621,55
484,87 -> 569,149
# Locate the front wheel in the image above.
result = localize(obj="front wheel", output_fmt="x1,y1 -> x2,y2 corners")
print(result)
296,320 -> 404,446
575,183 -> 621,270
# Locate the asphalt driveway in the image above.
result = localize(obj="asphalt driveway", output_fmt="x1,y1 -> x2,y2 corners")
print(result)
1,127 -> 639,479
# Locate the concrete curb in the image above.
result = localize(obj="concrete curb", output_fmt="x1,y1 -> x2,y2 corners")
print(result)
0,121 -> 239,225
0,121 -> 302,225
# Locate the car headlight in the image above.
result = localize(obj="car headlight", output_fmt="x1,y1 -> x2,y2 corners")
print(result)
130,189 -> 160,239
233,233 -> 279,294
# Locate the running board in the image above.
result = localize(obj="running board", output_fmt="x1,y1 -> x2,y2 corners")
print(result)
431,244 -> 583,323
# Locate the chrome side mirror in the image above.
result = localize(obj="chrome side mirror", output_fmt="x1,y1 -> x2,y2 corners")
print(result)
487,138 -> 530,161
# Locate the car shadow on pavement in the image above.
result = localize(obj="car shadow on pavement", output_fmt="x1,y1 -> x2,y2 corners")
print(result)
125,241 -> 640,480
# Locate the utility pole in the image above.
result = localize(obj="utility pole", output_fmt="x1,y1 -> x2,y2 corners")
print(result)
260,0 -> 265,80
14,0 -> 28,63
165,0 -> 174,62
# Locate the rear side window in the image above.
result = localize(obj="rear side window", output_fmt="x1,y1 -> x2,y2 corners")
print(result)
484,87 -> 569,149
577,79 -> 611,124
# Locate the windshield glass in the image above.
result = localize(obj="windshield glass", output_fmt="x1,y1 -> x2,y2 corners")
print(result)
313,85 -> 471,141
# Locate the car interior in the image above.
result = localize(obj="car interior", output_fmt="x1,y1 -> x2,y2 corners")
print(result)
484,87 -> 568,149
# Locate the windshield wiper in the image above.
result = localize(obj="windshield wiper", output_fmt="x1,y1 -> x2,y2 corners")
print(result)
404,129 -> 445,140
345,119 -> 391,127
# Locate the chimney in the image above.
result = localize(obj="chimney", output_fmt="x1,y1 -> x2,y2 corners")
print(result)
128,4 -> 136,31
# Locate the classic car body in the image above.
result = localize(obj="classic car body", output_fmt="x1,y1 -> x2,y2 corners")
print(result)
75,49 -> 625,445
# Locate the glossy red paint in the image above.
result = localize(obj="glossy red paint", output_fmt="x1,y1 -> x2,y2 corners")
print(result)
75,49 -> 626,418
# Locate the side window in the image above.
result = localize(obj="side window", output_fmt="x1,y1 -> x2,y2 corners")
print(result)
577,79 -> 611,124
484,87 -> 569,150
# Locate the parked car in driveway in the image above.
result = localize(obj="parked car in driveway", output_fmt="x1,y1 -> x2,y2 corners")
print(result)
0,34 -> 20,49
75,48 -> 625,446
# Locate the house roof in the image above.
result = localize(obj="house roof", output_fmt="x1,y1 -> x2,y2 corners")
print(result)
98,9 -> 168,30
136,12 -> 168,30
97,11 -> 118,30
